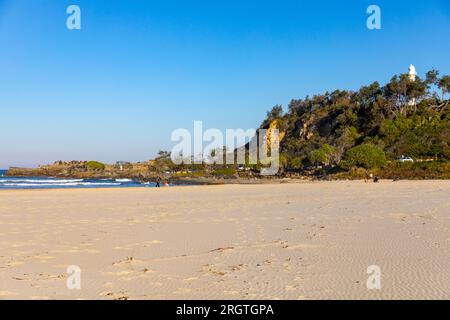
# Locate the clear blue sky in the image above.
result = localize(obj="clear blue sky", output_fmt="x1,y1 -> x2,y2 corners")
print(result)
1,0 -> 449,167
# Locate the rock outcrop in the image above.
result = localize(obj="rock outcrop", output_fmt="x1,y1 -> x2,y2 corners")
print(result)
6,161 -> 157,180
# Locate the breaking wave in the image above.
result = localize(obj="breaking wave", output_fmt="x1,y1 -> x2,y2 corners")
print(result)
0,176 -> 145,189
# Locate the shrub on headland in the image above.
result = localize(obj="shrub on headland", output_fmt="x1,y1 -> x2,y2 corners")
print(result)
212,167 -> 237,177
341,144 -> 386,170
86,161 -> 105,171
308,144 -> 339,167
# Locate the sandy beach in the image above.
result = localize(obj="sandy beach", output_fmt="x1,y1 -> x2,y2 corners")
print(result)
0,181 -> 449,300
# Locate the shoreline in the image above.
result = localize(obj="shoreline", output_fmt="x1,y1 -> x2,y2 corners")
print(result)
5,167 -> 450,185
2,177 -> 450,192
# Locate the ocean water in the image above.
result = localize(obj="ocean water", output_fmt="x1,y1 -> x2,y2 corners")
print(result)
0,170 -> 158,189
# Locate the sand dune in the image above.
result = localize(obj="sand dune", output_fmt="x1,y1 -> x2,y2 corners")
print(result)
0,181 -> 449,300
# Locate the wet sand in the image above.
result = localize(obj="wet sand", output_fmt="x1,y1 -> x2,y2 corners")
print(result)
0,181 -> 449,300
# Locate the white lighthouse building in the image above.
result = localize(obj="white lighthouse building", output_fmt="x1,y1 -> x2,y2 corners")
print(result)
408,64 -> 417,81
408,64 -> 417,106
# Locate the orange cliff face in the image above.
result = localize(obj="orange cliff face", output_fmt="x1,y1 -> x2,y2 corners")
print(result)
266,120 -> 285,149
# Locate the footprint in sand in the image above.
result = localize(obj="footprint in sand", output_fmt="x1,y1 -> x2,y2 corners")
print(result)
183,277 -> 198,281
99,291 -> 130,300
210,247 -> 234,253
112,256 -> 144,266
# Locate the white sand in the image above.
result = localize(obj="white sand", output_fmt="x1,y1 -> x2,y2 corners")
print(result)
0,181 -> 449,300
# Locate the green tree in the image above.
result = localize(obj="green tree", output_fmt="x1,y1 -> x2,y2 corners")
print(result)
341,144 -> 386,169
321,144 -> 340,165
308,144 -> 340,167
261,105 -> 284,128
426,69 -> 439,86
289,156 -> 304,170
153,150 -> 174,172
308,149 -> 327,166
438,75 -> 450,100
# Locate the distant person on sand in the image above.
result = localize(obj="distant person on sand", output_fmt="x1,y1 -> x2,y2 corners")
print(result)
373,176 -> 379,183
155,177 -> 161,188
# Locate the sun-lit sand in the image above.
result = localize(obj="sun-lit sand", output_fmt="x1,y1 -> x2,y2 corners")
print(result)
0,181 -> 449,300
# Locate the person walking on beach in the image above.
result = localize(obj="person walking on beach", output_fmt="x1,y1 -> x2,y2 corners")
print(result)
155,176 -> 161,188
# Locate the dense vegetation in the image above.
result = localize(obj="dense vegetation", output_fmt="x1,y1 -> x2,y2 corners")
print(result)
259,69 -> 450,177
86,161 -> 106,171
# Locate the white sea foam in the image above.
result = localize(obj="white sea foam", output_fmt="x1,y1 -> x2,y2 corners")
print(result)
115,179 -> 133,182
0,179 -> 84,183
0,182 -> 121,187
